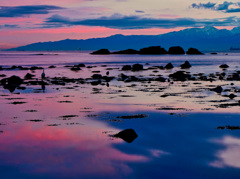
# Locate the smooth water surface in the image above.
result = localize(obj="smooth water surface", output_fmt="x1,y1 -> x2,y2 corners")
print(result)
0,52 -> 240,178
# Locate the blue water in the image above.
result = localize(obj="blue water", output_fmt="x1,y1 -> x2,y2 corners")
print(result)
0,51 -> 240,178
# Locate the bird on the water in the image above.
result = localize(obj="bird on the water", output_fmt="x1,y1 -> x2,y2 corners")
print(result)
41,68 -> 45,79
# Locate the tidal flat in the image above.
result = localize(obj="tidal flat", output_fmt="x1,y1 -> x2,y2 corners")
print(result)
1,52 -> 240,178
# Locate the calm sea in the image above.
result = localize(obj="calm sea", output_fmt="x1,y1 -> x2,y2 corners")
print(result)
1,51 -> 240,179
0,51 -> 239,67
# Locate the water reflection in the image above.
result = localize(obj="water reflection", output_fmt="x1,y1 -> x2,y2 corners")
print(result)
0,123 -> 148,178
210,136 -> 240,168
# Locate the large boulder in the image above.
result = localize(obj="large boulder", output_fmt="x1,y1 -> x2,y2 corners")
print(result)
112,129 -> 138,143
122,65 -> 132,71
132,64 -> 143,71
112,49 -> 139,54
90,49 -> 110,55
186,48 -> 203,55
168,46 -> 185,55
1,75 -> 23,92
139,46 -> 167,55
169,71 -> 191,81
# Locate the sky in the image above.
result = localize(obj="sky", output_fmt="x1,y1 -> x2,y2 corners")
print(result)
1,0 -> 240,49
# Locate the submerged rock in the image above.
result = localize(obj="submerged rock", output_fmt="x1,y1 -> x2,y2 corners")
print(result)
186,48 -> 203,55
91,49 -> 110,55
180,61 -> 191,69
211,86 -> 223,93
70,66 -> 81,71
168,46 -> 185,54
48,65 -> 56,68
112,128 -> 138,143
24,73 -> 35,80
30,66 -> 43,70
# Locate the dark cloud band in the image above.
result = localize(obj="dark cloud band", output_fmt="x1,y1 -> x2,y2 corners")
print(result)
0,5 -> 64,17
43,14 -> 239,29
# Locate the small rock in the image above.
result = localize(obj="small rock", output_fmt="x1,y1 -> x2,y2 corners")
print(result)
219,64 -> 229,69
229,93 -> 237,99
211,86 -> 223,93
112,129 -> 138,143
164,63 -> 174,69
180,61 -> 191,69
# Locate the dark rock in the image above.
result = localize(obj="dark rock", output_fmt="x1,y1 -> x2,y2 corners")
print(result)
112,128 -> 138,143
78,63 -> 85,67
119,73 -> 129,81
168,46 -> 185,54
112,49 -> 139,54
30,66 -> 43,70
91,80 -> 101,86
0,66 -> 3,70
229,93 -> 237,99
132,64 -> 143,71
164,63 -> 174,69
51,80 -> 65,86
24,73 -> 35,80
102,76 -> 114,82
70,66 -> 81,71
2,75 -> 23,92
139,46 -> 167,55
90,49 -> 110,55
155,77 -> 166,82
180,61 -> 191,69
169,71 -> 191,81
48,65 -> 56,68
91,74 -> 102,79
219,64 -> 229,69
10,65 -> 17,69
210,52 -> 217,55
211,86 -> 223,93
122,65 -> 132,71
186,48 -> 203,55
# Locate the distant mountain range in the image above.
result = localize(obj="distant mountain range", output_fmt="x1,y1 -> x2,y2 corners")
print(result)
6,26 -> 240,52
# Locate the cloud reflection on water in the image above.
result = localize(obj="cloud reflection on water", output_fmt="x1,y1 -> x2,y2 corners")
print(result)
0,123 -> 149,178
210,135 -> 240,169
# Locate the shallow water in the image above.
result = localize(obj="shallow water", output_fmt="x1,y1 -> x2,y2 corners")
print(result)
0,52 -> 240,178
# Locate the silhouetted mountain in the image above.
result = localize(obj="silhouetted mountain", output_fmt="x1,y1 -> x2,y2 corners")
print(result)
6,26 -> 240,52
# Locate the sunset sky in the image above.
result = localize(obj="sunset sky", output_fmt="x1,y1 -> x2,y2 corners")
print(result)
1,0 -> 240,49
